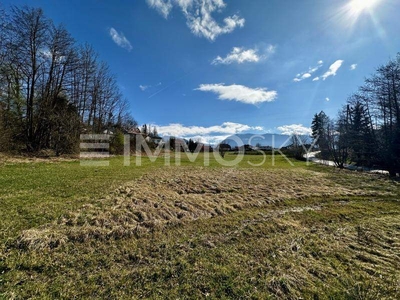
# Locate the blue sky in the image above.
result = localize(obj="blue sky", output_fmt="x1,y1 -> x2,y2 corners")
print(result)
3,0 -> 400,143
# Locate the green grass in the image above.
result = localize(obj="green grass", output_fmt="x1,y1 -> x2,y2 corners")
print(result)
0,154 -> 305,237
1,154 -> 399,298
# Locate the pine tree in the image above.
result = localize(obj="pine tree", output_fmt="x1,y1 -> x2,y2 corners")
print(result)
311,111 -> 330,159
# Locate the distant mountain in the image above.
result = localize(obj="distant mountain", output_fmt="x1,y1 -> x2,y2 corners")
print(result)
221,133 -> 310,148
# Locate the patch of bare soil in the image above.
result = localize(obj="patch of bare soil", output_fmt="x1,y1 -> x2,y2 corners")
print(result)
17,167 -> 395,249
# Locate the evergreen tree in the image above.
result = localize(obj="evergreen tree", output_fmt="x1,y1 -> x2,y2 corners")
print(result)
347,102 -> 376,166
311,111 -> 330,159
311,54 -> 400,175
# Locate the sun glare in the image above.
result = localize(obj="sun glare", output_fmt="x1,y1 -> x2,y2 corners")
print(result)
350,0 -> 380,13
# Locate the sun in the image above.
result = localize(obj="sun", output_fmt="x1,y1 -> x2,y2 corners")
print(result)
336,0 -> 385,33
350,0 -> 380,13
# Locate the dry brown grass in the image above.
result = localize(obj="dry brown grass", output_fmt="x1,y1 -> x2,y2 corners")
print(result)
17,167 -> 396,250
0,152 -> 78,165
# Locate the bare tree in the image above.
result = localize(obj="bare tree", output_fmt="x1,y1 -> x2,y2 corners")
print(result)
6,6 -> 50,150
0,5 -> 136,154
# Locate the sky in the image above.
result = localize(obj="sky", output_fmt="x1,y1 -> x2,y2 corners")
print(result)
2,0 -> 400,144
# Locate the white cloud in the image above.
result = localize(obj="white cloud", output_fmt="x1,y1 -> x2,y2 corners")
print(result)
188,135 -> 232,145
195,84 -> 277,105
350,64 -> 358,70
212,45 -> 275,65
109,28 -> 133,51
188,12 -> 245,41
147,0 -> 245,41
146,0 -> 173,19
293,61 -> 323,82
312,77 -> 320,81
277,124 -> 312,135
325,97 -> 330,102
213,47 -> 256,65
155,122 -> 264,138
266,45 -> 276,55
175,0 -> 193,12
321,60 -> 344,80
139,82 -> 162,91
139,85 -> 150,91
40,49 -> 52,59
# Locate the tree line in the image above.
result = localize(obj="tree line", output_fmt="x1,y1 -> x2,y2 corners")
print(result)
311,54 -> 400,176
0,5 -> 136,154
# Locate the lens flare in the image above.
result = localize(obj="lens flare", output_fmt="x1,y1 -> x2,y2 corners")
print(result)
350,0 -> 380,13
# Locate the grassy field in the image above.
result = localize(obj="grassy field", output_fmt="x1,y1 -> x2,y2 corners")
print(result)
0,153 -> 399,299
